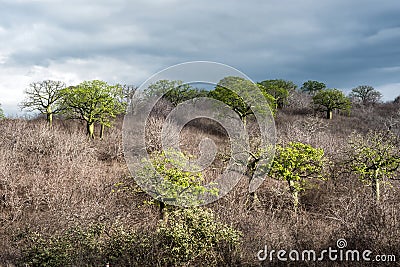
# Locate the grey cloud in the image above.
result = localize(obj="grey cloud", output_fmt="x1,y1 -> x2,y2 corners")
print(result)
1,0 -> 400,116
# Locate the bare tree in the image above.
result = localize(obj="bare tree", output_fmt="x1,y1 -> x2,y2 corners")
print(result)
349,85 -> 382,105
20,80 -> 66,127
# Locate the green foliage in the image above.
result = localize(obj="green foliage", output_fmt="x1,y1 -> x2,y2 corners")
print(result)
17,210 -> 241,267
347,131 -> 400,201
258,79 -> 297,108
301,80 -> 326,95
138,149 -> 218,208
18,224 -> 105,267
102,224 -> 153,266
20,80 -> 66,126
61,80 -> 126,138
209,76 -> 276,121
349,85 -> 382,105
269,142 -> 325,208
145,80 -> 208,106
157,207 -> 241,266
312,89 -> 351,119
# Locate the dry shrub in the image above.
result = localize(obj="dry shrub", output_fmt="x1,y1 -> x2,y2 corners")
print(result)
0,119 -> 153,264
1,98 -> 400,266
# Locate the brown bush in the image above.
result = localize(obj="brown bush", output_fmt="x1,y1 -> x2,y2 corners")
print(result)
1,101 -> 400,266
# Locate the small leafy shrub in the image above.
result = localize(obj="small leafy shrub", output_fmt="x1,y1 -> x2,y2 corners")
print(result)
157,207 -> 242,266
137,149 -> 218,217
16,209 -> 242,266
17,224 -> 105,267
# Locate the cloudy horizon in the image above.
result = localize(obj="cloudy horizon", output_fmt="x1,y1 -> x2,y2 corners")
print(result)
1,0 -> 400,116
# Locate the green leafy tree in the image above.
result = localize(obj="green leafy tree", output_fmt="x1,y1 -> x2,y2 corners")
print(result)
145,80 -> 208,106
349,85 -> 382,105
347,131 -> 400,202
312,89 -> 351,119
258,79 -> 297,108
269,142 -> 325,210
61,80 -> 126,139
301,80 -> 326,95
209,76 -> 276,123
138,149 -> 218,220
20,80 -> 66,127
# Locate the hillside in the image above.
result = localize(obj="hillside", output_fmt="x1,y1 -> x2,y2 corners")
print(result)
1,99 -> 400,266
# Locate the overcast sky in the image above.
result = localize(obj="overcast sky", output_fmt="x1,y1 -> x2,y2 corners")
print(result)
1,0 -> 400,116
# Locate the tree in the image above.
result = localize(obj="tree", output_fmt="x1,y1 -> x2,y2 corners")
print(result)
347,131 -> 400,202
121,84 -> 137,114
312,89 -> 351,119
269,142 -> 325,210
394,95 -> 400,105
258,79 -> 297,108
145,80 -> 208,106
61,80 -> 126,139
349,85 -> 382,105
138,149 -> 218,220
20,80 -> 66,127
301,80 -> 326,95
209,76 -> 276,123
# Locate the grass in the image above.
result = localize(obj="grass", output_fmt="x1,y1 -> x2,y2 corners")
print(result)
1,101 -> 400,266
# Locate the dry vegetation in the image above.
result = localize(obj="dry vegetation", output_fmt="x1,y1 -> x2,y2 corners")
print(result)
1,99 -> 400,266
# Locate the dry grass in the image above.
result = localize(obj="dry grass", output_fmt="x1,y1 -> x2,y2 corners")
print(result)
1,101 -> 400,266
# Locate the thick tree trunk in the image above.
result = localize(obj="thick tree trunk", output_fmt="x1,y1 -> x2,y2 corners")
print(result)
100,124 -> 105,139
47,112 -> 53,128
87,122 -> 95,139
159,201 -> 168,222
46,106 -> 53,127
327,109 -> 333,120
241,115 -> 247,126
372,169 -> 380,202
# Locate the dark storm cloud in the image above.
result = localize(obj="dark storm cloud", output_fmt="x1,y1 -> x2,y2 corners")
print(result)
1,0 -> 400,115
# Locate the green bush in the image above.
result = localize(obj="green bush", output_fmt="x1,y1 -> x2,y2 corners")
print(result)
157,207 -> 241,266
16,209 -> 241,266
18,224 -> 105,267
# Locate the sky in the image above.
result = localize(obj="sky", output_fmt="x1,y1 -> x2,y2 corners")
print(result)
0,0 -> 400,116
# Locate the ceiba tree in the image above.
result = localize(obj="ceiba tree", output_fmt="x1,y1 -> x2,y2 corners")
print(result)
269,142 -> 326,211
61,80 -> 126,139
209,76 -> 276,124
312,89 -> 351,119
347,131 -> 400,202
20,80 -> 66,127
349,85 -> 382,105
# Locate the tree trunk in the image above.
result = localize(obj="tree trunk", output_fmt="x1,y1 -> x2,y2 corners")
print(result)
241,115 -> 247,126
87,122 -> 95,139
46,106 -> 53,127
245,157 -> 260,210
247,191 -> 258,210
47,112 -> 53,128
100,124 -> 105,139
372,169 -> 380,202
159,201 -> 168,222
327,109 -> 333,120
289,180 -> 299,212
292,190 -> 299,212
